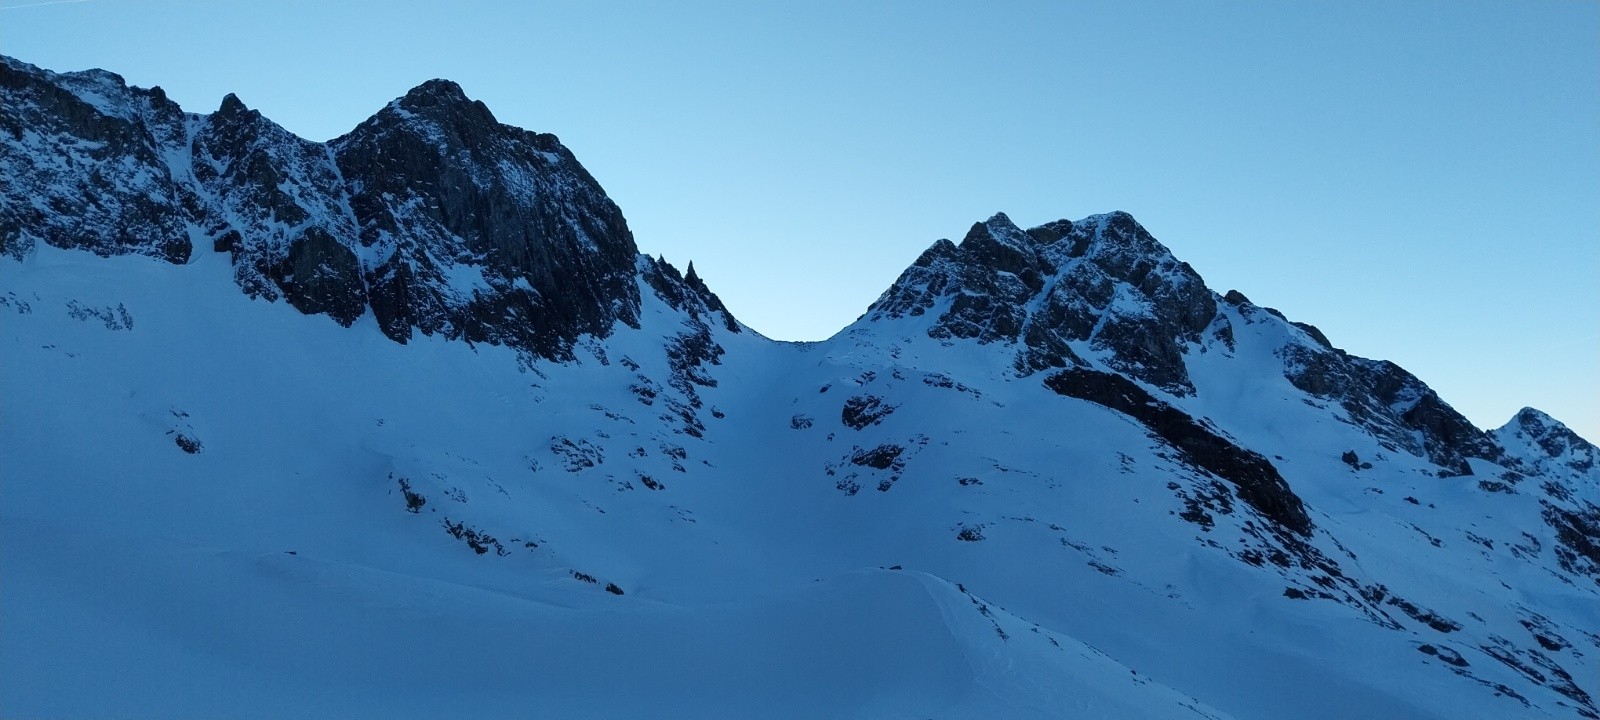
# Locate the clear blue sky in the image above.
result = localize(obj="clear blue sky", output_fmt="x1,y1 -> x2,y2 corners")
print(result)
5,0 -> 1596,440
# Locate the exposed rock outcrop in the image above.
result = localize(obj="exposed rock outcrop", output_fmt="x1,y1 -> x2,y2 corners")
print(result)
0,56 -> 671,362
867,212 -> 1215,394
330,79 -> 642,357
1273,315 -> 1502,475
1044,367 -> 1312,536
0,57 -> 192,263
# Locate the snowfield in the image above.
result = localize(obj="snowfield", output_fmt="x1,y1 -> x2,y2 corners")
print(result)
2,53 -> 1596,719
3,242 -> 1595,719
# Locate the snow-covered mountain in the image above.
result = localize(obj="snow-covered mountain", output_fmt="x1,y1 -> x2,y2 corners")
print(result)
2,56 -> 1596,719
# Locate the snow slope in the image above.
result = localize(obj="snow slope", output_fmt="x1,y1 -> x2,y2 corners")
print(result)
2,246 -> 1234,719
5,237 -> 1596,718
3,55 -> 1598,719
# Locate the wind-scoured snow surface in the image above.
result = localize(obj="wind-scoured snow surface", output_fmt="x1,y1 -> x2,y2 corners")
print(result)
3,56 -> 1598,719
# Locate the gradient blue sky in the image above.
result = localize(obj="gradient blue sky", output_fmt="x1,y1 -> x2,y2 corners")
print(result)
5,0 -> 1596,439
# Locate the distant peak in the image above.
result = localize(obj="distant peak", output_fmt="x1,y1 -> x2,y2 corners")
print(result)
1090,210 -> 1143,235
1501,406 -> 1591,447
984,211 -> 1018,229
1511,407 -> 1563,433
217,92 -> 248,115
959,212 -> 1031,249
388,78 -> 497,125
1516,406 -> 1553,421
403,78 -> 469,103
1495,406 -> 1596,464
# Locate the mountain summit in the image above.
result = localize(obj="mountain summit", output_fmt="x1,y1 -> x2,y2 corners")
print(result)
2,56 -> 1596,719
0,55 -> 718,361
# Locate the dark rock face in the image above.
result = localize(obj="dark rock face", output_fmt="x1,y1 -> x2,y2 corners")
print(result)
1,56 -> 690,362
1491,409 -> 1600,588
640,257 -> 738,334
278,227 -> 366,325
1492,408 -> 1598,478
869,210 -> 1534,479
190,91 -> 365,316
867,212 -> 1214,394
1044,367 -> 1312,536
841,395 -> 895,430
329,80 -> 643,358
1418,644 -> 1470,667
1222,290 -> 1503,476
1359,358 -> 1502,475
638,255 -> 738,437
850,443 -> 905,471
0,57 -> 192,263
1278,334 -> 1501,475
1540,500 -> 1600,587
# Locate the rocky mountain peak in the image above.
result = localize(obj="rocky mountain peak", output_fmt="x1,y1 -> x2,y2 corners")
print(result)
866,210 -> 1215,394
0,56 -> 192,263
1493,407 -> 1597,481
955,212 -> 1049,283
0,55 -> 691,363
385,78 -> 498,131
1509,407 -> 1567,437
216,92 -> 249,116
404,77 -> 470,101
330,80 -> 644,358
866,209 -> 1539,482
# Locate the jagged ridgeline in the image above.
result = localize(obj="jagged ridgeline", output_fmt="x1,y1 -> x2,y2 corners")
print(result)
866,210 -> 1533,482
0,50 -> 1552,476
4,53 -> 1599,719
3,51 -> 1594,555
0,56 -> 731,361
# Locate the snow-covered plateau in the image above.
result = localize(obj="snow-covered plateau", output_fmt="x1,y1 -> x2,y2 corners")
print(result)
2,55 -> 1596,719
